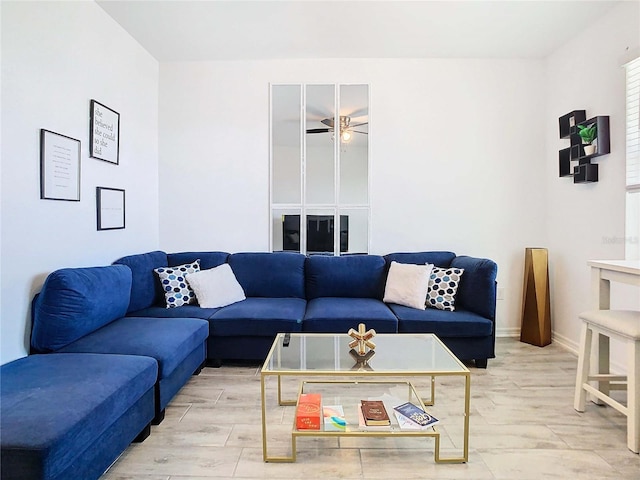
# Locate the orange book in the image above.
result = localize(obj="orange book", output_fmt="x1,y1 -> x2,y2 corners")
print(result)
296,393 -> 321,430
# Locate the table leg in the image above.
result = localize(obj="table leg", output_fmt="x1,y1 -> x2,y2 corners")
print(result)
463,372 -> 470,462
434,373 -> 470,464
590,268 -> 611,404
262,374 -> 295,462
261,375 -> 268,461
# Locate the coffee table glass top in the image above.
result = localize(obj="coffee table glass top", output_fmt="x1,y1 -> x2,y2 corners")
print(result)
262,333 -> 468,374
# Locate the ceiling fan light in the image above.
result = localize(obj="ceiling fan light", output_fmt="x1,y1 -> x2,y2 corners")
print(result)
341,130 -> 352,143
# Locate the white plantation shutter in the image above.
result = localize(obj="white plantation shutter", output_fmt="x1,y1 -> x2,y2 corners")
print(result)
626,56 -> 640,259
627,57 -> 640,189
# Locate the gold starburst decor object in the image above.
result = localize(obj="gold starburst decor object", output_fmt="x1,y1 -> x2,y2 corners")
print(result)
348,323 -> 376,355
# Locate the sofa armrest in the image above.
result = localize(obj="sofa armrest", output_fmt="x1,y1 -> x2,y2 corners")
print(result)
450,256 -> 498,320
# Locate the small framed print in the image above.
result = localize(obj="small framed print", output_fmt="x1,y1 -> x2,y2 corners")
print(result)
96,187 -> 125,230
40,129 -> 81,201
90,100 -> 120,164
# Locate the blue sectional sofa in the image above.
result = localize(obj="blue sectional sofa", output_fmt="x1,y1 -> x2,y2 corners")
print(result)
115,250 -> 498,368
1,249 -> 495,480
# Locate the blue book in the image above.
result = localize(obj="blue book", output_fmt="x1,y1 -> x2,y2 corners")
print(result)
393,402 -> 439,427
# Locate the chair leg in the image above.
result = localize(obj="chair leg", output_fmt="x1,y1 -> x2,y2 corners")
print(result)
628,340 -> 640,453
574,322 -> 592,412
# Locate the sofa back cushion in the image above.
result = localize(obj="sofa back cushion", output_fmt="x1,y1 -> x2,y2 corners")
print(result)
305,255 -> 386,299
168,251 -> 229,270
228,252 -> 305,298
31,265 -> 132,352
384,251 -> 456,268
450,256 -> 498,319
113,250 -> 167,312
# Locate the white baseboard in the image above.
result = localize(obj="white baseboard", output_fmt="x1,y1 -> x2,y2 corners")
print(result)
495,327 -> 626,374
551,331 -> 579,356
495,327 -> 520,338
496,328 -> 580,356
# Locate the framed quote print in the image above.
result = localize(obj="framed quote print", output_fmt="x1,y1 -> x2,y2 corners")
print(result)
40,129 -> 81,201
90,100 -> 120,164
96,187 -> 125,230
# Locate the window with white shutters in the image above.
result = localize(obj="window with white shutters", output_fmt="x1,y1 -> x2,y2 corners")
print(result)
625,56 -> 640,259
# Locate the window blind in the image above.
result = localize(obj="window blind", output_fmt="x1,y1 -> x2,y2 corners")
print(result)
626,56 -> 640,259
626,56 -> 640,190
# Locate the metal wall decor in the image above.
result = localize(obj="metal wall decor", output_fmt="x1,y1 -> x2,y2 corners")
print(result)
558,111 -> 610,184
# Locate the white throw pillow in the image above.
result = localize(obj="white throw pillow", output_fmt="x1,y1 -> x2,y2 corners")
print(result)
383,261 -> 433,310
186,263 -> 246,308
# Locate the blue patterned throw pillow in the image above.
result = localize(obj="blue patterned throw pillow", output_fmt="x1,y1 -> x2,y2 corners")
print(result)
426,267 -> 464,311
154,260 -> 201,308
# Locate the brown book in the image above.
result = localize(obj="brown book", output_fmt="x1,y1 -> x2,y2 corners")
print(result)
360,400 -> 391,426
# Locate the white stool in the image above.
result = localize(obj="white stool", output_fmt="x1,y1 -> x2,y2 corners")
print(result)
574,310 -> 640,453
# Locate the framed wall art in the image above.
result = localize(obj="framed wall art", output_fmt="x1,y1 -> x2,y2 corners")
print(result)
90,100 -> 120,164
40,129 -> 81,201
96,187 -> 125,230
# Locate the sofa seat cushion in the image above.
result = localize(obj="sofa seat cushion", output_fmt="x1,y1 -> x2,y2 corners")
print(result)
57,317 -> 209,378
211,298 -> 305,336
127,305 -> 220,320
303,297 -> 398,333
390,304 -> 493,337
0,353 -> 156,480
31,265 -> 132,353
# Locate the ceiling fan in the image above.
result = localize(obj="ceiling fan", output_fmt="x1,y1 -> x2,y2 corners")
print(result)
306,116 -> 368,143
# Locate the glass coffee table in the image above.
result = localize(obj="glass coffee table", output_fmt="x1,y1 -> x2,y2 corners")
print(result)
260,333 -> 470,463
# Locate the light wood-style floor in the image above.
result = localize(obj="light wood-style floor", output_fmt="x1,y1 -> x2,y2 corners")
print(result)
103,338 -> 640,479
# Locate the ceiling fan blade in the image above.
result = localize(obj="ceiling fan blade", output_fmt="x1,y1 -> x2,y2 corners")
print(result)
352,131 -> 368,134
348,107 -> 368,117
350,122 -> 368,127
306,128 -> 331,134
320,118 -> 335,127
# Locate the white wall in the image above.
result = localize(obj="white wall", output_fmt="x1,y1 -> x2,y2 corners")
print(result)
5,2 -> 628,366
0,1 -> 160,364
545,1 -> 640,363
159,58 -> 548,336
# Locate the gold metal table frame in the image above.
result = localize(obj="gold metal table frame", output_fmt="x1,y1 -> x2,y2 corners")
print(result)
260,333 -> 470,463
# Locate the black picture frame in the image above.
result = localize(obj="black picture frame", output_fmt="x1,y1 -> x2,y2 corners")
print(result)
40,129 -> 81,201
96,187 -> 125,230
90,100 -> 120,165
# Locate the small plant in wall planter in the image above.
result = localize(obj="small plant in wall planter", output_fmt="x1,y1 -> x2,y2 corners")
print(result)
578,123 -> 597,155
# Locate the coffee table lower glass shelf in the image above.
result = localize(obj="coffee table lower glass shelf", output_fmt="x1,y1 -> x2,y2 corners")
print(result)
282,380 -> 457,463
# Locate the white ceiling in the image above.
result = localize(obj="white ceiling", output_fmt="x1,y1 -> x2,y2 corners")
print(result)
97,0 -> 622,62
